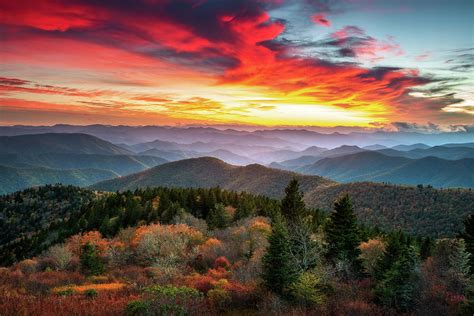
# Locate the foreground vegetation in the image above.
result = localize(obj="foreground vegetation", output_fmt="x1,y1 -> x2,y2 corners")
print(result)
0,181 -> 473,315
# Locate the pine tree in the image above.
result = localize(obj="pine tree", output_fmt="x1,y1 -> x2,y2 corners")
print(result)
325,195 -> 363,275
374,245 -> 420,312
262,215 -> 298,296
419,236 -> 433,260
207,203 -> 231,230
461,214 -> 474,273
374,232 -> 405,281
281,178 -> 306,222
447,239 -> 471,293
80,242 -> 104,276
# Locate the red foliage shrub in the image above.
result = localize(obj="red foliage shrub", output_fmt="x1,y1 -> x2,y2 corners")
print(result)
0,289 -> 140,316
26,271 -> 85,294
183,273 -> 215,293
206,267 -> 230,280
214,256 -> 231,270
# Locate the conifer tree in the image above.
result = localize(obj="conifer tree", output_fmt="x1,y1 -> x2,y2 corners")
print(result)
80,242 -> 104,276
207,203 -> 230,230
374,245 -> 420,312
374,232 -> 405,281
262,215 -> 298,296
447,239 -> 471,293
281,178 -> 306,222
325,195 -> 363,275
461,214 -> 474,273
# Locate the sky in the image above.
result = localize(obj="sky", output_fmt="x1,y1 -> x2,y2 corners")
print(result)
0,0 -> 473,129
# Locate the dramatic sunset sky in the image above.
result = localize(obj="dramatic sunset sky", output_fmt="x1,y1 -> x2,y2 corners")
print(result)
0,0 -> 473,128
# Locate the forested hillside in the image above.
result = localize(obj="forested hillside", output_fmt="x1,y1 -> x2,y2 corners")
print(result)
92,157 -> 474,237
0,181 -> 472,315
0,165 -> 118,194
0,185 -> 280,265
91,157 -> 335,198
0,133 -> 132,155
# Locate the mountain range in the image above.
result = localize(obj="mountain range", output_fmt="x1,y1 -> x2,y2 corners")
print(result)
1,131 -> 474,194
0,133 -> 167,194
1,124 -> 473,148
298,151 -> 474,188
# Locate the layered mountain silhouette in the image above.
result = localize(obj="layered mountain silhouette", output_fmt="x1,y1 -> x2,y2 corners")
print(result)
0,134 -> 167,193
298,151 -> 474,188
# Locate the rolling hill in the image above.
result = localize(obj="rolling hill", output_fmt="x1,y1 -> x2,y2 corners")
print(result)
0,133 -> 132,155
91,157 -> 474,236
91,157 -> 335,198
0,165 -> 118,194
298,151 -> 474,188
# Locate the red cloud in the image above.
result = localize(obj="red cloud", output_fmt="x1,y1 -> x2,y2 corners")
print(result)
0,0 -> 456,124
312,14 -> 331,27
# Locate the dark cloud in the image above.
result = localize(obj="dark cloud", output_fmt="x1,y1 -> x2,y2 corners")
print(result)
0,77 -> 30,86
391,122 -> 470,133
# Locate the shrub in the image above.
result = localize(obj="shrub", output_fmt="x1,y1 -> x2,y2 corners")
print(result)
56,288 -> 75,296
208,287 -> 231,310
140,285 -> 204,315
17,259 -> 39,274
84,289 -> 98,298
125,300 -> 151,316
214,256 -> 231,269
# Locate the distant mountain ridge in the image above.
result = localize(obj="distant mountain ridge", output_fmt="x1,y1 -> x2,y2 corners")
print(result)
0,134 -> 167,193
0,165 -> 117,194
299,151 -> 474,188
0,133 -> 132,155
0,153 -> 167,176
1,124 -> 473,147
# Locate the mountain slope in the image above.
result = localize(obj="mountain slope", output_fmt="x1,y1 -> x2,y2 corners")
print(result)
90,157 -> 474,237
378,145 -> 474,160
91,157 -> 335,198
0,153 -> 167,176
0,165 -> 118,194
299,151 -> 474,188
0,133 -> 132,155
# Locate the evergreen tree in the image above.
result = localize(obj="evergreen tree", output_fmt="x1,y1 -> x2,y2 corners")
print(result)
281,178 -> 306,222
207,203 -> 231,230
419,236 -> 433,260
325,195 -> 363,275
374,232 -> 405,281
262,215 -> 298,296
234,197 -> 255,220
374,245 -> 420,312
447,239 -> 471,293
80,242 -> 104,276
461,214 -> 474,273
